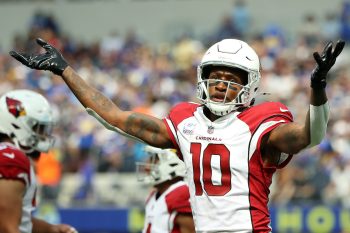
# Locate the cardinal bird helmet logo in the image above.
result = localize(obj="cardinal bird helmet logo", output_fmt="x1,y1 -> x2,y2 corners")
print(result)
6,97 -> 27,118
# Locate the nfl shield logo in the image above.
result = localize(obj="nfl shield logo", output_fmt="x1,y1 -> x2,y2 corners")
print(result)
207,126 -> 214,134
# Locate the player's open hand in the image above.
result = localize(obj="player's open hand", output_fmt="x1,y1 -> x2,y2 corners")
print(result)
9,38 -> 68,76
311,40 -> 345,89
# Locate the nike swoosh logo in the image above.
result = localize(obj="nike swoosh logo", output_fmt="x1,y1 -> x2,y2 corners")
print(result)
280,107 -> 289,112
3,152 -> 15,159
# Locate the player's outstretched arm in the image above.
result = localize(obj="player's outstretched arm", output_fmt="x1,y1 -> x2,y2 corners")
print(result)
267,40 -> 345,154
9,38 -> 173,148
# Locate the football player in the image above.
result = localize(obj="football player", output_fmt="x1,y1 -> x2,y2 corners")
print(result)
10,38 -> 345,232
136,146 -> 194,233
0,90 -> 77,233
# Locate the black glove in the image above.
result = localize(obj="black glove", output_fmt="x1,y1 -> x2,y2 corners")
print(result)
311,40 -> 345,89
9,38 -> 68,76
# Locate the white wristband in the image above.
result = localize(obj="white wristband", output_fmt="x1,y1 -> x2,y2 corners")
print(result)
308,102 -> 330,148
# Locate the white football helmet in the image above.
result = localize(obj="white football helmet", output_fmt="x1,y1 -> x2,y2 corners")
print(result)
136,146 -> 186,185
0,90 -> 55,153
197,39 -> 261,116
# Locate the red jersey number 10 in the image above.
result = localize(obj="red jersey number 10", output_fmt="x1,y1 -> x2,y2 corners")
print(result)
190,143 -> 231,196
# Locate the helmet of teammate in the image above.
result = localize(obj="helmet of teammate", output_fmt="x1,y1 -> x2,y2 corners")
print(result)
0,90 -> 55,153
136,146 -> 186,185
197,39 -> 261,116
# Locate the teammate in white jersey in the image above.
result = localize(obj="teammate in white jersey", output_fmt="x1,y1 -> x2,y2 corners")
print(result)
137,146 -> 194,233
0,90 -> 77,233
10,38 -> 345,232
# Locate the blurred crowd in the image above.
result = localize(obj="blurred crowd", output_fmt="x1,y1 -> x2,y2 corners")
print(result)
1,0 -> 350,207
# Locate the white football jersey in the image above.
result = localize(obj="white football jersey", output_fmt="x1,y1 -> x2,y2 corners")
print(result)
143,181 -> 192,233
0,142 -> 37,233
163,102 -> 293,233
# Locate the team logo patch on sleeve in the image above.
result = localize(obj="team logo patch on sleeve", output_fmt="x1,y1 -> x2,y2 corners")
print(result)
6,97 -> 26,118
183,122 -> 196,135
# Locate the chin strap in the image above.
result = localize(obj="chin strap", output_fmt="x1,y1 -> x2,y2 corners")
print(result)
308,102 -> 330,148
85,108 -> 146,144
10,134 -> 34,154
